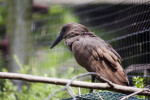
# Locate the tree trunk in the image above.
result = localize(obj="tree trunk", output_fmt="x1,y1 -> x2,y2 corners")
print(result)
7,0 -> 32,91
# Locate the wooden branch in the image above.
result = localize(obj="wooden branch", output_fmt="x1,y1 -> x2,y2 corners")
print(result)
47,72 -> 115,100
0,72 -> 150,96
120,89 -> 145,100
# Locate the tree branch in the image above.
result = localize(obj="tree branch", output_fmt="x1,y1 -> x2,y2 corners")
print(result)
120,89 -> 150,100
0,72 -> 150,96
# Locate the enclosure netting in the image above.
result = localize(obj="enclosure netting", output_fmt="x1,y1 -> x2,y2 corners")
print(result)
0,0 -> 150,99
32,0 -> 150,99
76,0 -> 150,70
73,0 -> 150,87
32,0 -> 150,86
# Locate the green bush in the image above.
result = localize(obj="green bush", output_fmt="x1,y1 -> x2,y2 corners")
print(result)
132,76 -> 146,99
0,53 -> 87,100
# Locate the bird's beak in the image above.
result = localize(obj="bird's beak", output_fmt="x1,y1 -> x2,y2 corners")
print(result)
50,32 -> 63,49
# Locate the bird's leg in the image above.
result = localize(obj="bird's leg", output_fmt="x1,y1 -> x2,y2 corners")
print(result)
89,75 -> 95,93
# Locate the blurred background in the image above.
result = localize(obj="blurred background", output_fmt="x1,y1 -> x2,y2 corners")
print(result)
0,0 -> 150,99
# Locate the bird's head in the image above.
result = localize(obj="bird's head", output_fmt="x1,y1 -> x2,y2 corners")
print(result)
50,23 -> 89,49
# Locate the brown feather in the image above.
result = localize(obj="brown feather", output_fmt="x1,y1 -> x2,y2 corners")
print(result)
52,23 -> 129,86
71,36 -> 129,86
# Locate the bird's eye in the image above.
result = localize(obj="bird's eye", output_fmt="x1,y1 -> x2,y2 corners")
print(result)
62,26 -> 67,32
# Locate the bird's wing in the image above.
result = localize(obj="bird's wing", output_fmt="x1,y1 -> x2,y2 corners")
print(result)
72,36 -> 129,85
102,40 -> 122,60
86,37 -> 121,69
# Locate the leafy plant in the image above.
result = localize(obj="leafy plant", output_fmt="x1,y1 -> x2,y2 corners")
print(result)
0,53 -> 87,100
132,76 -> 146,99
0,55 -> 61,100
0,4 -> 89,100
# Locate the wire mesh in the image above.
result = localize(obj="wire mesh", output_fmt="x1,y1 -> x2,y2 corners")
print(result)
0,0 -> 150,99
73,0 -> 150,87
75,1 -> 150,67
62,91 -> 145,100
31,1 -> 150,99
31,0 -> 150,86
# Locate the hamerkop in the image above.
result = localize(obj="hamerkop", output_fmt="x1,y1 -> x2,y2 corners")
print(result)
50,23 -> 129,87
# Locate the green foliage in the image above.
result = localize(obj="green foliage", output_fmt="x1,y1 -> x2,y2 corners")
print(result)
50,5 -> 64,15
30,47 -> 73,76
33,4 -> 79,41
0,61 -> 58,100
132,76 -> 146,99
133,76 -> 146,88
0,75 -> 54,100
0,52 -> 88,100
0,4 -> 7,25
16,83 -> 51,100
0,1 -> 7,38
0,79 -> 17,100
63,8 -> 79,24
13,54 -> 30,74
0,4 -> 88,100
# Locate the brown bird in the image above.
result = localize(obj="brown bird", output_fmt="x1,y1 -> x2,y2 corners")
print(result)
50,23 -> 129,88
